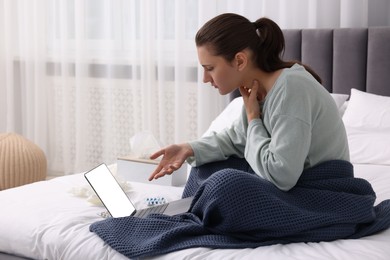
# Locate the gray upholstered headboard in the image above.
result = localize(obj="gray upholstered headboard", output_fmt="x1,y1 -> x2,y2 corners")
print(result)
230,27 -> 390,100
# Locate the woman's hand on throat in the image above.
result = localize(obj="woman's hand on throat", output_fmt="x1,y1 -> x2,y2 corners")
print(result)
239,80 -> 264,122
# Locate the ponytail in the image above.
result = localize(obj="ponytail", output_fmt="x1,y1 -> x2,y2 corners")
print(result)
253,18 -> 322,84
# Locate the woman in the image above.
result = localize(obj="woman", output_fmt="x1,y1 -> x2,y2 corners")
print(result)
91,14 -> 390,258
148,13 -> 349,192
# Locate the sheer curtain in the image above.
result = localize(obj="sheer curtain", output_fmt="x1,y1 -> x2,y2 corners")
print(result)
1,0 -> 389,175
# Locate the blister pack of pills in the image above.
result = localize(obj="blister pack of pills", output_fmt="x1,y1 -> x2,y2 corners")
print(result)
146,197 -> 166,207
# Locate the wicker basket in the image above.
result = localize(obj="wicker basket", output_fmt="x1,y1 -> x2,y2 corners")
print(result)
0,133 -> 47,190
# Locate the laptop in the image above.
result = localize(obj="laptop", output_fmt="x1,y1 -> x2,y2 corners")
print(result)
84,163 -> 193,218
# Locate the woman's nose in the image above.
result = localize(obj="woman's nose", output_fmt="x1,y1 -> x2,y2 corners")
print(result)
203,72 -> 212,84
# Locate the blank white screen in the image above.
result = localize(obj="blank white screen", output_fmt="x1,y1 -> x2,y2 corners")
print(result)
85,164 -> 135,218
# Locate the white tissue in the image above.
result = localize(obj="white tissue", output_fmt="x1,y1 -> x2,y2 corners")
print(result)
128,131 -> 162,159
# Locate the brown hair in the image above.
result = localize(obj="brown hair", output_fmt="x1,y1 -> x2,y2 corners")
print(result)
195,13 -> 322,84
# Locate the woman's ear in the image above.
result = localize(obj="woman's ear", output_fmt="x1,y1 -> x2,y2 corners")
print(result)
234,51 -> 248,71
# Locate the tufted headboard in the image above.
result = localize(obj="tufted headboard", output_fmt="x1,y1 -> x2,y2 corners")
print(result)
230,27 -> 390,100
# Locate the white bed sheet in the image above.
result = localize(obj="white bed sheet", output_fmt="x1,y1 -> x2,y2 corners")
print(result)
0,164 -> 389,260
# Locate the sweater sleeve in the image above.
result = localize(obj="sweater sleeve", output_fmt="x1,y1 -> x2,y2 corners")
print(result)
186,108 -> 248,167
245,115 -> 311,191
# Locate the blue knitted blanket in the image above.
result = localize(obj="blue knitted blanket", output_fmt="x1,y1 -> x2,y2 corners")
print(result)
90,160 -> 390,259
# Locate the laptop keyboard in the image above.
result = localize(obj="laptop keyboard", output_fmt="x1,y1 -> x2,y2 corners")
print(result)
134,203 -> 169,218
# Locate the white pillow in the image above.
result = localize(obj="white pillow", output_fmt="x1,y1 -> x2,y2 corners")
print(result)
345,127 -> 390,165
343,88 -> 390,129
339,101 -> 349,117
202,97 -> 243,137
342,88 -> 390,165
330,93 -> 349,117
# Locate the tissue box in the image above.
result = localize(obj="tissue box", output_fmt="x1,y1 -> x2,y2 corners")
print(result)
117,156 -> 187,186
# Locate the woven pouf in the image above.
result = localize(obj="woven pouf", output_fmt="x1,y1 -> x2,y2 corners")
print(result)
0,133 -> 47,190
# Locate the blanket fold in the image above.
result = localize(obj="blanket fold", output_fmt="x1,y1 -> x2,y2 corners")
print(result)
90,160 -> 390,259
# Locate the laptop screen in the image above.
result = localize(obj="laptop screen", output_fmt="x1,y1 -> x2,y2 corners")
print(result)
85,164 -> 136,218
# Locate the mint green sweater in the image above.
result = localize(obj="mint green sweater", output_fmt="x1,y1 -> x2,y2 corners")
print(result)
187,64 -> 350,191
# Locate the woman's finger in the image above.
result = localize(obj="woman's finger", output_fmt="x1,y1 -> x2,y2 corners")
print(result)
148,164 -> 164,181
149,149 -> 164,160
239,86 -> 249,102
249,81 -> 258,102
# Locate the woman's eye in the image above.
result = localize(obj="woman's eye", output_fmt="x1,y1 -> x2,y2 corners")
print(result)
205,67 -> 214,72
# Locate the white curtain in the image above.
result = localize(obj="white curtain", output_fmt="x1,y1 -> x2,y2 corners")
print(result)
1,0 -> 389,175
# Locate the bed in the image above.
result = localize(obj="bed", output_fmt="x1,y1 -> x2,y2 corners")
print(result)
1,27 -> 390,260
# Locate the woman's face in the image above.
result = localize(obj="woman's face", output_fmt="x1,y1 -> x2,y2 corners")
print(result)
197,45 -> 243,95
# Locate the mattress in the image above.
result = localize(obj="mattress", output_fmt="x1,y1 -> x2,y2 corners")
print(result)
0,163 -> 389,260
2,87 -> 390,259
